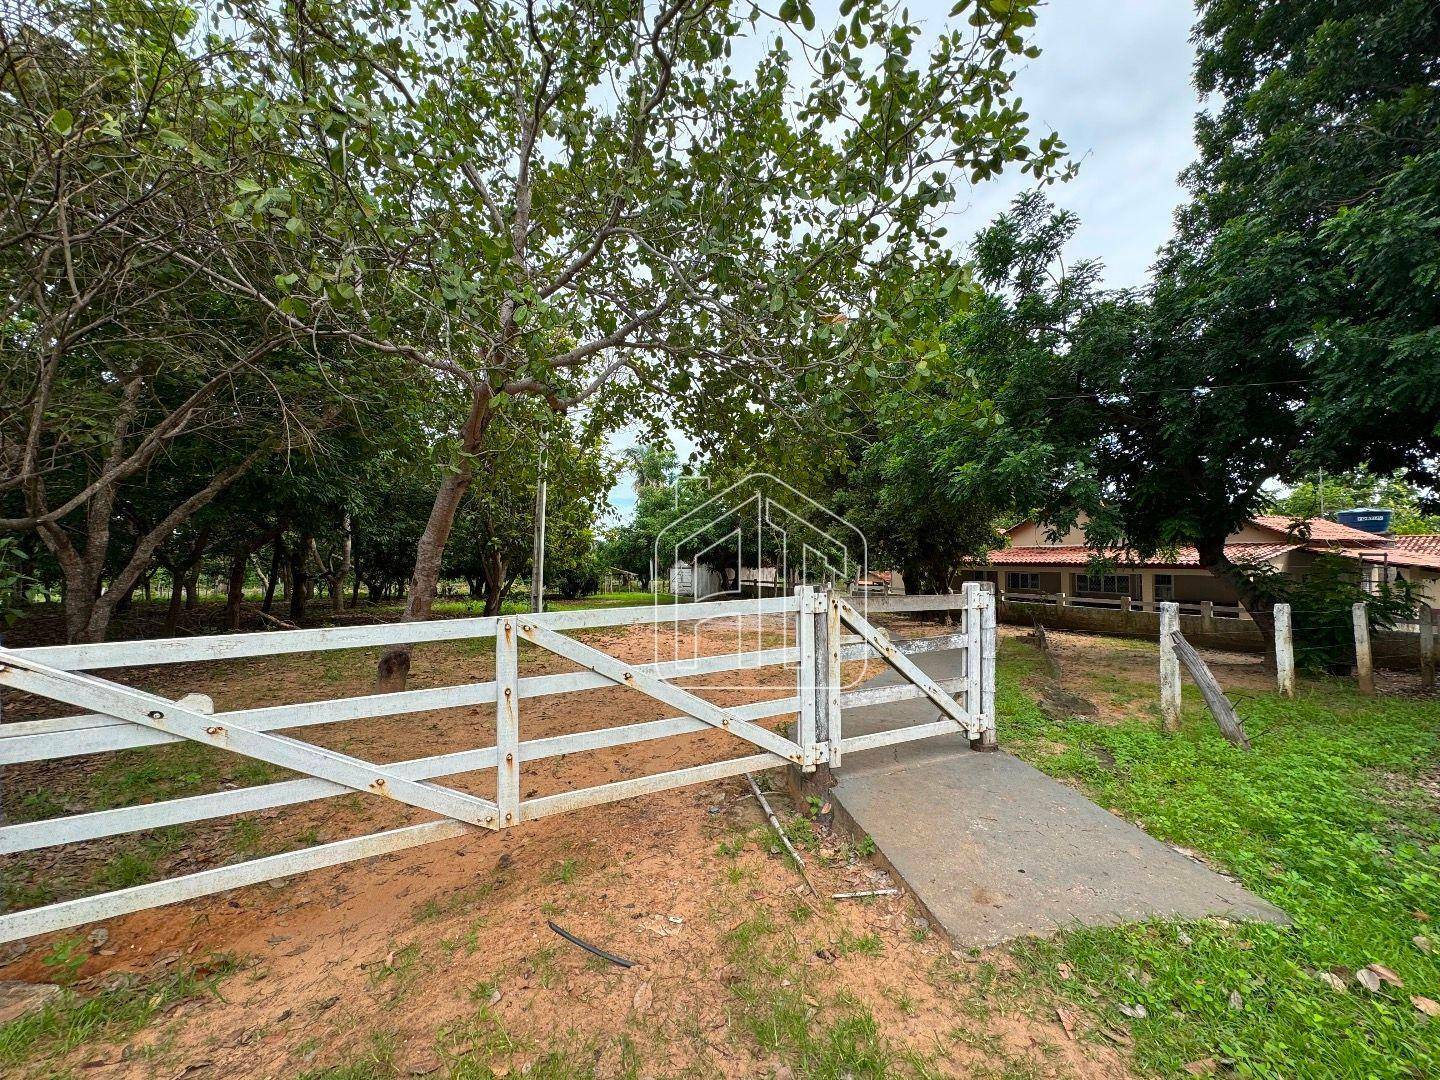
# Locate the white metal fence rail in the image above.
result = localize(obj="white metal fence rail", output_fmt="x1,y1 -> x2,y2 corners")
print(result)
0,585 -> 995,944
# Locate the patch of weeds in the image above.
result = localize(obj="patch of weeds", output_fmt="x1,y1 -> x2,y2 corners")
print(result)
531,944 -> 560,989
782,814 -> 819,852
413,897 -> 444,922
13,789 -> 64,822
0,955 -> 238,1069
297,1030 -> 396,1080
543,858 -> 581,885
230,817 -> 265,856
855,834 -> 878,857
233,759 -> 281,786
788,901 -> 813,923
835,930 -> 883,958
95,848 -> 156,890
370,943 -> 424,998
883,986 -> 918,1016
716,833 -> 749,857
1,865 -> 55,910
442,1003 -> 528,1062
723,863 -> 753,888
89,741 -> 216,807
41,936 -> 88,986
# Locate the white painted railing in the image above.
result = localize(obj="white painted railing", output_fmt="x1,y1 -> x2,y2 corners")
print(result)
0,587 -> 994,944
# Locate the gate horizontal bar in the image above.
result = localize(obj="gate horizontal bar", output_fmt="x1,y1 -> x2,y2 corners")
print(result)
838,676 -> 969,711
0,694 -> 801,853
840,719 -> 965,755
521,751 -> 782,821
10,595 -> 801,672
0,645 -> 803,765
0,653 -> 501,829
0,818 -> 474,945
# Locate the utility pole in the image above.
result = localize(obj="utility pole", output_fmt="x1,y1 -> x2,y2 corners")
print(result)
529,446 -> 548,614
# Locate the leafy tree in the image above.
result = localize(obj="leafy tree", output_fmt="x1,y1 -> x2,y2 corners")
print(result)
444,405 -> 610,616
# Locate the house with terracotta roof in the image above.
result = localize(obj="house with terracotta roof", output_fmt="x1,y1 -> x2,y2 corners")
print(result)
960,514 -> 1440,619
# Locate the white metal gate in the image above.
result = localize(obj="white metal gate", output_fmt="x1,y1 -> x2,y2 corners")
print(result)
0,585 -> 994,944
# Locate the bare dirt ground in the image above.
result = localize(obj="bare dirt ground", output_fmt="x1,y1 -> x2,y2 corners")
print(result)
0,618 -> 1132,1079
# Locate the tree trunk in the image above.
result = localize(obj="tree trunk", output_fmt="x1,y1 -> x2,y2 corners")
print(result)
262,537 -> 284,613
164,570 -> 185,633
289,534 -> 311,624
349,558 -> 362,608
1197,534 -> 1277,651
224,548 -> 249,630
480,551 -> 508,617
377,390 -> 493,691
184,571 -> 200,610
331,512 -> 352,614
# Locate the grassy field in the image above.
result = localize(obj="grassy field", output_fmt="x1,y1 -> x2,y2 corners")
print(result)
997,637 -> 1440,1078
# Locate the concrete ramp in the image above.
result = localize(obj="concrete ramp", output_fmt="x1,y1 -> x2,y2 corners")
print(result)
832,650 -> 1287,947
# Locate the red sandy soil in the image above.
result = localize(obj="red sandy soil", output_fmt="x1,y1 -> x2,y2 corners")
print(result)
0,619 -> 1132,1078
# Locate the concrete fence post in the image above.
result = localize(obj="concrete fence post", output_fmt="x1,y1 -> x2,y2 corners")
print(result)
1159,602 -> 1181,733
1201,600 -> 1215,635
1353,602 -> 1374,696
1422,605 -> 1435,692
1274,603 -> 1296,698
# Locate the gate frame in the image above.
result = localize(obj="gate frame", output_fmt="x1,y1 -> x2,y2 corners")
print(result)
0,586 -> 994,944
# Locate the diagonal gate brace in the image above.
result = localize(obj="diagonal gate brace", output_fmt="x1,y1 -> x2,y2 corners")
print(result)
0,650 -> 499,829
514,621 -> 806,766
836,600 -> 979,739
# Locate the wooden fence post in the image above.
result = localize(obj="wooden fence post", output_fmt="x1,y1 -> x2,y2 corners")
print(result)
1170,629 -> 1252,749
1274,602 -> 1296,698
1421,605 -> 1435,692
1159,602 -> 1181,733
1352,602 -> 1374,696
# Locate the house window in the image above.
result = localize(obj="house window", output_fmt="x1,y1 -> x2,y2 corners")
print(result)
1075,573 -> 1131,595
1006,572 -> 1041,592
1154,574 -> 1175,601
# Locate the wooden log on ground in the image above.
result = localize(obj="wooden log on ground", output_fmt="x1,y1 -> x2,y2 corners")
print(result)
1353,603 -> 1374,696
1031,617 -> 1060,678
1168,630 -> 1252,750
1274,603 -> 1296,698
1159,602 -> 1181,734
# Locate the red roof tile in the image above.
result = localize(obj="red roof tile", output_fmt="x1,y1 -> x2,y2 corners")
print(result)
1334,539 -> 1440,572
1251,515 -> 1389,545
1392,534 -> 1440,556
980,543 -> 1297,569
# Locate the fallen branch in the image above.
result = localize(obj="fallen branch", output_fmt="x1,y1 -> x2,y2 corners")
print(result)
745,773 -> 819,896
256,610 -> 301,631
832,889 -> 898,900
1168,630 -> 1252,750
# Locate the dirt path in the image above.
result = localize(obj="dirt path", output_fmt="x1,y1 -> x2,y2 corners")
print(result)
1,621 -> 1131,1079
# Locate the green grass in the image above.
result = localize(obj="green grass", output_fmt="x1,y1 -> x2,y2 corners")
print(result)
997,640 -> 1440,1078
0,955 -> 239,1069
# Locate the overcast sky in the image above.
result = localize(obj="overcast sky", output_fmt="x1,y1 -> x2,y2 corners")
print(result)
605,1 -> 1203,520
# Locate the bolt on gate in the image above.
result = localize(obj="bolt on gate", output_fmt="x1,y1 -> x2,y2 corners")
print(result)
0,584 -> 995,944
